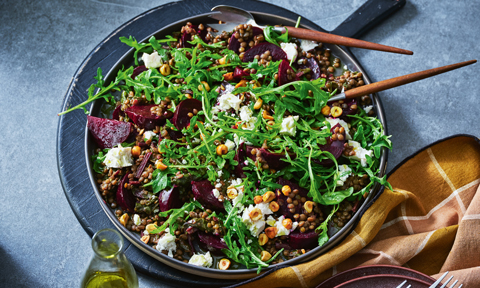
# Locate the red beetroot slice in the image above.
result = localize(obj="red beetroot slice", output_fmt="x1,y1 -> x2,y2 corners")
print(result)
116,174 -> 136,213
228,27 -> 263,54
278,59 -> 299,86
242,42 -> 287,63
191,180 -> 225,212
288,230 -> 318,249
87,116 -> 132,149
275,177 -> 309,218
171,99 -> 202,130
131,65 -> 148,79
125,104 -> 173,130
181,25 -> 208,48
295,57 -> 322,80
197,232 -> 228,250
112,105 -> 124,120
234,142 -> 248,178
159,185 -> 182,212
316,123 -> 346,166
332,98 -> 358,120
245,145 -> 294,170
233,66 -> 250,80
135,152 -> 152,178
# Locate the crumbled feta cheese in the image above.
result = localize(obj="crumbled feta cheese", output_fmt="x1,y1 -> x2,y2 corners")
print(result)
218,170 -> 223,177
266,215 -> 276,227
155,228 -> 177,257
103,144 -> 133,168
266,216 -> 296,237
225,139 -> 236,151
337,164 -> 352,186
232,190 -> 244,208
212,189 -> 220,198
326,118 -> 352,140
142,51 -> 163,69
345,140 -> 373,167
280,116 -> 299,136
133,214 -> 141,226
216,93 -> 242,112
182,159 -> 187,165
247,239 -> 253,244
363,105 -> 373,114
143,131 -> 156,141
215,183 -> 222,188
241,205 -> 265,237
233,134 -> 240,146
188,252 -> 213,267
280,42 -> 298,62
300,39 -> 318,52
239,106 -> 257,130
244,160 -> 249,166
192,138 -> 201,144
255,202 -> 273,216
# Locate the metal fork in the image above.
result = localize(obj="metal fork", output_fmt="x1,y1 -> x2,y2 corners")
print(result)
396,280 -> 411,288
429,272 -> 463,288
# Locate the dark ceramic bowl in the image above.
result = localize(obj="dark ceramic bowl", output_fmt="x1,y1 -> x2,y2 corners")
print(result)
85,11 -> 388,279
317,265 -> 436,288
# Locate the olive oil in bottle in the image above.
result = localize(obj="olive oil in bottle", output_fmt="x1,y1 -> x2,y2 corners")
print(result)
84,271 -> 129,288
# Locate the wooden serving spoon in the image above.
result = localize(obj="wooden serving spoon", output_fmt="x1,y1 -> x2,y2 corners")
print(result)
328,60 -> 477,102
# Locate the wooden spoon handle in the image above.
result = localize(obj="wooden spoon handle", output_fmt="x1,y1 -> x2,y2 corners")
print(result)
344,60 -> 477,99
283,26 -> 413,55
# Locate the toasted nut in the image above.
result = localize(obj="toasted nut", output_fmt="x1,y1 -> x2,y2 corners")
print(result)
321,105 -> 331,116
262,110 -> 274,120
281,185 -> 291,196
253,81 -> 261,89
249,208 -> 263,221
219,56 -> 227,65
331,106 -> 343,118
156,161 -> 168,171
260,251 -> 272,262
119,213 -> 129,227
198,81 -> 210,92
131,146 -> 141,157
223,72 -> 234,81
146,224 -> 157,234
254,98 -> 263,110
159,64 -> 171,76
265,227 -> 278,239
140,235 -> 150,244
254,195 -> 263,204
269,201 -> 279,212
218,258 -> 231,270
262,191 -> 275,203
185,93 -> 193,99
216,144 -> 228,155
267,120 -> 275,126
304,201 -> 315,213
235,79 -> 248,88
227,187 -> 238,199
282,218 -> 293,230
258,233 -> 268,246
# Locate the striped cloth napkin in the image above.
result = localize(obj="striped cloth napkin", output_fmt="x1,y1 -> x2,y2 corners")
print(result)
238,135 -> 480,288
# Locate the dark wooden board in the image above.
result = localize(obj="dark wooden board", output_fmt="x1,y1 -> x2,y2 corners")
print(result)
56,0 -> 405,286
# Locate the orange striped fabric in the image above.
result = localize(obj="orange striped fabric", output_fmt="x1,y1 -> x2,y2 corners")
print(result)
241,135 -> 480,288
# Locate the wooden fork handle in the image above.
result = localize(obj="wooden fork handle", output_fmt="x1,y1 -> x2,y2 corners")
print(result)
343,59 -> 477,99
282,26 -> 413,55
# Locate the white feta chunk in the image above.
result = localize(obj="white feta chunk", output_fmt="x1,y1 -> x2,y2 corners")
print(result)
142,51 -> 163,69
216,93 -> 242,112
188,252 -> 213,267
103,144 -> 133,168
133,214 -> 141,226
337,164 -> 352,186
143,131 -> 156,141
326,118 -> 352,140
280,116 -> 299,136
239,106 -> 257,130
280,42 -> 298,62
363,105 -> 373,114
345,140 -> 373,167
300,39 -> 318,52
212,189 -> 220,198
155,228 -> 177,257
241,205 -> 266,237
225,139 -> 236,151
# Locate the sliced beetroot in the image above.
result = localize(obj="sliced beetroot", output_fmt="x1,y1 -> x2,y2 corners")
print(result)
116,174 -> 136,213
168,129 -> 184,142
242,42 -> 287,63
198,232 -> 228,250
191,180 -> 225,212
278,59 -> 298,86
295,57 -> 321,80
277,178 -> 309,197
135,152 -> 152,178
275,178 -> 309,218
125,104 -> 173,130
112,105 -> 124,120
181,25 -> 208,48
159,185 -> 182,212
228,27 -> 263,54
275,242 -> 292,251
87,116 -> 132,149
234,142 -> 248,178
316,123 -> 346,166
171,99 -> 202,130
131,65 -> 148,79
288,230 -> 319,250
233,66 -> 250,80
245,146 -> 294,171
337,99 -> 358,120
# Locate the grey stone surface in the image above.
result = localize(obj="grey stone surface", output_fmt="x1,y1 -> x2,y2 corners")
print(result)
0,0 -> 478,287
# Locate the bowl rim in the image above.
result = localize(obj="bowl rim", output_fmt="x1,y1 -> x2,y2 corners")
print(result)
84,11 -> 388,279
